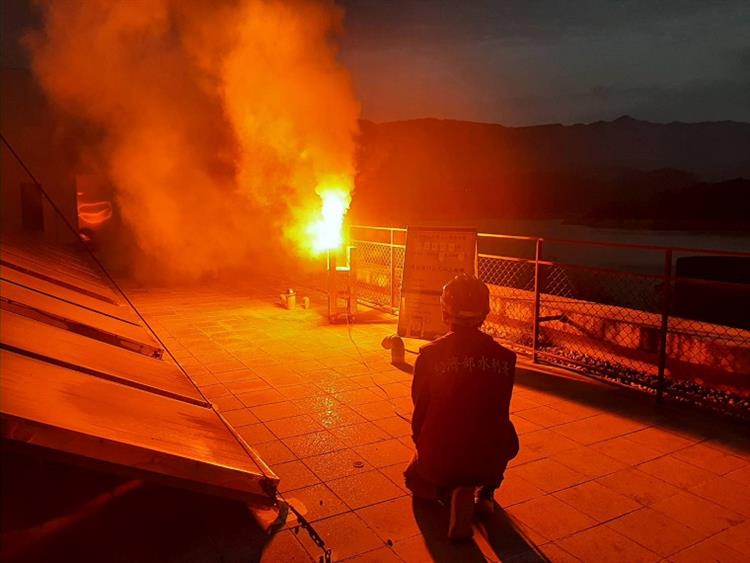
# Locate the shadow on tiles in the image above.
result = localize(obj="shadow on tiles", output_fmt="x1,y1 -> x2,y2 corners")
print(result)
412,497 -> 547,562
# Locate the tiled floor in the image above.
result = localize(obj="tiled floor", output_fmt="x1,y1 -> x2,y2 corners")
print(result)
125,281 -> 750,562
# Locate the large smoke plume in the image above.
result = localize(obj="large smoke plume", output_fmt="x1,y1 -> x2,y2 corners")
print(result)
27,0 -> 359,278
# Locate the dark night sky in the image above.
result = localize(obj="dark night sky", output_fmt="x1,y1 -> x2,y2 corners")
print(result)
3,0 -> 749,126
340,0 -> 750,125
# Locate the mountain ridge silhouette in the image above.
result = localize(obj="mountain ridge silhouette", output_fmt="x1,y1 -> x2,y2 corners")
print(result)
352,116 -> 750,230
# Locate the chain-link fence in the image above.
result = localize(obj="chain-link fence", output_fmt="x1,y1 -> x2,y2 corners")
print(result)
478,253 -> 536,355
350,225 -> 750,417
350,226 -> 405,311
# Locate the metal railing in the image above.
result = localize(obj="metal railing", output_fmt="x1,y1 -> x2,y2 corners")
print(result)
350,224 -> 750,416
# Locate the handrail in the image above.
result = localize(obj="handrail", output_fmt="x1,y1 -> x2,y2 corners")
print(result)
351,240 -> 406,249
350,222 -> 750,417
534,236 -> 750,257
352,223 -> 750,257
478,232 -> 540,242
351,224 -> 407,233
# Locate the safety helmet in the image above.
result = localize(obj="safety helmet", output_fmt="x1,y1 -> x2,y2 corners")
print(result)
440,273 -> 490,325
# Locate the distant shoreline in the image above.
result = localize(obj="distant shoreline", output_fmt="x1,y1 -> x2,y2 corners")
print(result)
566,218 -> 750,235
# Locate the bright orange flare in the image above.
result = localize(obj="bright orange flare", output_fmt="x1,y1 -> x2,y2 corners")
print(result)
30,1 -> 360,279
307,187 -> 350,254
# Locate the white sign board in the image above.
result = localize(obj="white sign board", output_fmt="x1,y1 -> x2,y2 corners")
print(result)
397,226 -> 477,340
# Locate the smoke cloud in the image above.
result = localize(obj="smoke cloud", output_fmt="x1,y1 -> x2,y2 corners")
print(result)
26,0 -> 359,279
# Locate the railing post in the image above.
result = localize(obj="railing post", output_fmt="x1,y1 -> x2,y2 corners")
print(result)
532,238 -> 543,363
389,228 -> 396,310
656,249 -> 672,403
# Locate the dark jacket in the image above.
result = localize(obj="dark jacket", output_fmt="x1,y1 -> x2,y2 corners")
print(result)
410,328 -> 519,487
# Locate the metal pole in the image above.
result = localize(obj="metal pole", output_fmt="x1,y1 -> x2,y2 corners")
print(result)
327,250 -> 336,321
532,238 -> 543,363
656,249 -> 672,403
390,228 -> 396,310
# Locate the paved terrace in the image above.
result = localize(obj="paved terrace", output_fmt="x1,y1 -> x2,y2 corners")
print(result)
125,280 -> 750,563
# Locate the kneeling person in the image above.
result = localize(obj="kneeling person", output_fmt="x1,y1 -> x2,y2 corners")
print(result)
404,274 -> 519,540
